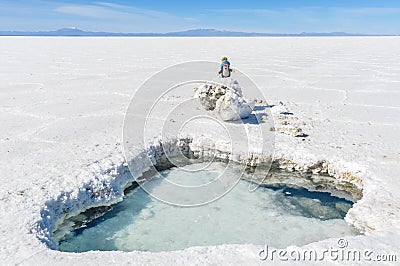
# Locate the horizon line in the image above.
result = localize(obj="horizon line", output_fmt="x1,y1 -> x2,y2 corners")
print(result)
0,28 -> 398,37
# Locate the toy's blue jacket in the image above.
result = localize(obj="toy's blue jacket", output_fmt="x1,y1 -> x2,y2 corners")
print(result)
220,60 -> 230,70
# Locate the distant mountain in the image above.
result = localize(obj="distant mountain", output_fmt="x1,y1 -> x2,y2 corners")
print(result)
165,29 -> 374,37
0,28 -> 139,36
0,28 -> 390,37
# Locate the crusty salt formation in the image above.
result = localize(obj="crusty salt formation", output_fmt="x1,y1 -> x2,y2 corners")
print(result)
194,80 -> 254,121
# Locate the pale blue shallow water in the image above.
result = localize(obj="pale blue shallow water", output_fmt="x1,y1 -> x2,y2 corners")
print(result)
58,162 -> 359,252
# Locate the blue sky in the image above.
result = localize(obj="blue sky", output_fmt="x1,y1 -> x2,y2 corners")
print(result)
1,0 -> 400,34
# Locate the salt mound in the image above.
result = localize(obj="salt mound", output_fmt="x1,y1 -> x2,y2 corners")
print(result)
194,80 -> 253,121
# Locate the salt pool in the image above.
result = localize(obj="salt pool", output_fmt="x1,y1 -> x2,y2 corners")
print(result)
58,162 -> 360,252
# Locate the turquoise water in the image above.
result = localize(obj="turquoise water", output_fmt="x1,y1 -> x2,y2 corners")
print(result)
58,162 -> 359,252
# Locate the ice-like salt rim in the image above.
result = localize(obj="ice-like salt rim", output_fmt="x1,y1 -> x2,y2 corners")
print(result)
34,137 -> 365,251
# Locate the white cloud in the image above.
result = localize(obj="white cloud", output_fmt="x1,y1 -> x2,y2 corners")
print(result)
51,2 -> 199,32
54,4 -> 131,19
94,2 -> 130,10
55,2 -> 180,21
95,1 -> 172,17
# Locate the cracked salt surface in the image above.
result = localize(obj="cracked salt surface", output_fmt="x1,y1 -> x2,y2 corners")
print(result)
58,162 -> 359,252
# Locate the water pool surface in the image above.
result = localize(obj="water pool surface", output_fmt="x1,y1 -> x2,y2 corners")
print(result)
58,162 -> 359,252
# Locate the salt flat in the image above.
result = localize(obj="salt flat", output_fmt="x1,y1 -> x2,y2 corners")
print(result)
1,37 -> 400,265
